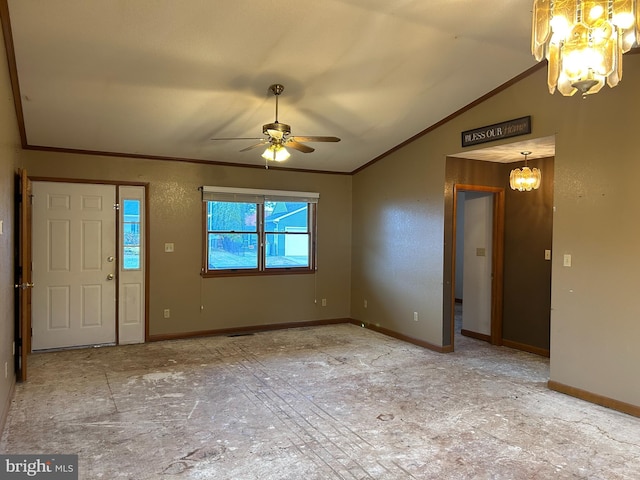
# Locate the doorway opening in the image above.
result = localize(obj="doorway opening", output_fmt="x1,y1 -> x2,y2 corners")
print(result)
451,184 -> 504,351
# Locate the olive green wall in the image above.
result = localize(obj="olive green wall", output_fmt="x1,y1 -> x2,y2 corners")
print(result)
353,54 -> 640,407
21,152 -> 353,336
0,20 -> 21,430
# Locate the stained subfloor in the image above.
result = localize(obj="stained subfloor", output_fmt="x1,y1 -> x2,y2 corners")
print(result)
2,324 -> 639,479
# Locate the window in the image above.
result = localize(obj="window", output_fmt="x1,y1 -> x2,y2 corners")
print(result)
122,199 -> 141,270
202,187 -> 318,276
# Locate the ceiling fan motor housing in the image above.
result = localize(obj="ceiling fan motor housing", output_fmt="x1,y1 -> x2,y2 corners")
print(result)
263,122 -> 291,139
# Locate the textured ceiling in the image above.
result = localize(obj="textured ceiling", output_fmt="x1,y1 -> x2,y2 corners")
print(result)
4,0 -> 549,173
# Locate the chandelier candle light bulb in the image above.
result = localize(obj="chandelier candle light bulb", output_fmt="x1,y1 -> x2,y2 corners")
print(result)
532,0 -> 640,96
510,151 -> 542,191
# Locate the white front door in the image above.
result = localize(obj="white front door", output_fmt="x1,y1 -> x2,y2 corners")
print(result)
32,182 -> 117,350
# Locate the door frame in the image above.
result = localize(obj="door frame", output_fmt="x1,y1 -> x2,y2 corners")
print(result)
19,177 -> 149,375
451,184 -> 505,349
15,169 -> 31,381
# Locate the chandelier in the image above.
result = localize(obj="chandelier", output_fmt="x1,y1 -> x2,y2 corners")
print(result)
532,0 -> 640,96
510,151 -> 541,191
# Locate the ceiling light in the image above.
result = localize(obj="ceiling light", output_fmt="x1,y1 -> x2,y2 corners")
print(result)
532,0 -> 640,97
261,144 -> 290,162
510,151 -> 541,191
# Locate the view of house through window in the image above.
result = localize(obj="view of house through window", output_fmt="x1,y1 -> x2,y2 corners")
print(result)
202,187 -> 317,275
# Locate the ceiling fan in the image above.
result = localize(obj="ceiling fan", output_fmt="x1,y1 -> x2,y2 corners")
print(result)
212,84 -> 340,165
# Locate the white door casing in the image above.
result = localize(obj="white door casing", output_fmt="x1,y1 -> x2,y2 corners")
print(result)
118,186 -> 145,344
32,182 -> 117,350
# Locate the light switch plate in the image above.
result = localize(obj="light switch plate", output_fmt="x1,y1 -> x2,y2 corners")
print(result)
544,249 -> 551,260
164,243 -> 174,253
563,254 -> 572,267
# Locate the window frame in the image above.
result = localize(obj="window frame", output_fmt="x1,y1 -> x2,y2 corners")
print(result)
201,186 -> 318,277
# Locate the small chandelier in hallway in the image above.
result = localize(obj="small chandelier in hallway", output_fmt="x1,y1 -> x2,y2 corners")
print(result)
510,151 -> 541,191
531,0 -> 640,97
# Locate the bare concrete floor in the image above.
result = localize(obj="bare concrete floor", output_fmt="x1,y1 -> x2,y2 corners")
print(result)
2,324 -> 639,479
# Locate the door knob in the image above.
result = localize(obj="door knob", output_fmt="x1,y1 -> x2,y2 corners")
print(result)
107,273 -> 115,280
14,282 -> 34,289
107,256 -> 115,262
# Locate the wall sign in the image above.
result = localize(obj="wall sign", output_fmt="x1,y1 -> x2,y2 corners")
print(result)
461,116 -> 531,147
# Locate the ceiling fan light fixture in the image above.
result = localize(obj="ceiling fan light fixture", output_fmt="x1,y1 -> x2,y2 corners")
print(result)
261,144 -> 290,162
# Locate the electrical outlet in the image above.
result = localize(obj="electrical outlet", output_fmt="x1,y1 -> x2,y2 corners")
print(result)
321,298 -> 327,307
413,312 -> 418,322
163,309 -> 170,318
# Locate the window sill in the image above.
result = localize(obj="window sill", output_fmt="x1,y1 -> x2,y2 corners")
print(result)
201,269 -> 316,278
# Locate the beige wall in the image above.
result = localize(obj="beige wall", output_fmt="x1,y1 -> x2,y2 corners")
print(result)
351,138 -> 447,346
2,27 -> 639,422
0,20 -> 22,428
21,152 -> 353,336
353,55 -> 640,407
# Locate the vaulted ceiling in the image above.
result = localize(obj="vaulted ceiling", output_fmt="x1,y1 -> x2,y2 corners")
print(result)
3,0 -> 551,173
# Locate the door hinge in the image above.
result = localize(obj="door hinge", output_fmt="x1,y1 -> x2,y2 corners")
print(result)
114,203 -> 120,210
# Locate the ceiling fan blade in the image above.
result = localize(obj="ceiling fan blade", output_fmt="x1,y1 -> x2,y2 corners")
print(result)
211,137 -> 264,141
286,140 -> 315,153
290,136 -> 341,143
239,140 -> 269,152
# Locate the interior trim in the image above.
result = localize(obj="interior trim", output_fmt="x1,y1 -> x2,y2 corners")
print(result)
450,184 -> 505,350
150,318 -> 454,354
461,329 -> 491,343
148,318 -> 351,342
352,320 -> 454,354
502,339 -> 550,358
548,380 -> 640,418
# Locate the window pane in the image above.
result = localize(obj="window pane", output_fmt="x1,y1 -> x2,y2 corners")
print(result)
123,247 -> 140,269
208,233 -> 258,270
208,201 -> 257,232
123,199 -> 140,222
265,233 -> 309,268
123,223 -> 140,246
122,199 -> 141,271
265,202 -> 307,233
